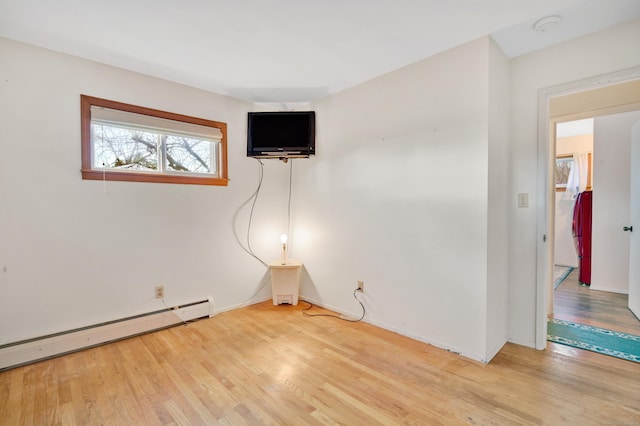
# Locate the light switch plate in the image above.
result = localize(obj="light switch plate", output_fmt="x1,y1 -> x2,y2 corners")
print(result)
518,193 -> 529,208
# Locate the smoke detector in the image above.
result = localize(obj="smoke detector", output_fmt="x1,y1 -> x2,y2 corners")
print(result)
533,15 -> 561,32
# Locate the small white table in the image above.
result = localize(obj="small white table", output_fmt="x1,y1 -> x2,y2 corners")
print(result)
268,260 -> 302,305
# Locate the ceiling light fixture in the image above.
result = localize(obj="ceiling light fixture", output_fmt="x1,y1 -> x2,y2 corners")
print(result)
533,15 -> 561,32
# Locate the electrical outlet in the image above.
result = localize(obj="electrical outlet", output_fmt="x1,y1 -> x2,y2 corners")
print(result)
155,285 -> 165,299
357,280 -> 364,292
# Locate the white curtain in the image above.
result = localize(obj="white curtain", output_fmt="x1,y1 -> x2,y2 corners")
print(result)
565,152 -> 589,199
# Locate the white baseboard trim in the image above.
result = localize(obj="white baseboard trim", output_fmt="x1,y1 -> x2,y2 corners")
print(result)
300,295 -> 491,363
485,339 -> 508,363
299,296 -> 364,321
507,337 -> 537,349
0,298 -> 213,371
210,296 -> 273,316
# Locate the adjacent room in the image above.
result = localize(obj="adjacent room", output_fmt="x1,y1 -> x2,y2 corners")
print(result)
1,0 -> 640,423
551,106 -> 640,360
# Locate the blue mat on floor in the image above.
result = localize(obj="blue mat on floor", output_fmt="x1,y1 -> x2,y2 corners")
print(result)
548,318 -> 640,363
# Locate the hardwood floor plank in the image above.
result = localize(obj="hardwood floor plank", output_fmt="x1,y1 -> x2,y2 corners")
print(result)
553,268 -> 640,335
1,300 -> 640,425
2,370 -> 21,425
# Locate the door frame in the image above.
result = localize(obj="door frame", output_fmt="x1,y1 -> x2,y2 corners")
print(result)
536,66 -> 640,349
630,121 -> 640,319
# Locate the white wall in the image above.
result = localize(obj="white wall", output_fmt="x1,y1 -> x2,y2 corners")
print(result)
486,38 -> 510,360
508,19 -> 640,346
4,19 -> 640,362
296,37 -> 501,362
0,38 -> 289,344
591,110 -> 640,293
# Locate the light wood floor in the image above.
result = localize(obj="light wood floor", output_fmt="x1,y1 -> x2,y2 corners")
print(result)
2,301 -> 640,425
553,268 -> 640,335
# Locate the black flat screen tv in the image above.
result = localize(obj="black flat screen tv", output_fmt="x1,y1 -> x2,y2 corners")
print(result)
247,111 -> 315,158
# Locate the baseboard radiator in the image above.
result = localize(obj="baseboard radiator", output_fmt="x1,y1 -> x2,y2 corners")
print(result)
0,298 -> 214,371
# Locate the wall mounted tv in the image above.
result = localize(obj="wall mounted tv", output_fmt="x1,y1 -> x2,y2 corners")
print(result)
247,111 -> 315,158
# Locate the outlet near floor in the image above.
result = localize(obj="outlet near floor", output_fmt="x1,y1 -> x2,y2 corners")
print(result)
357,280 -> 364,292
155,285 -> 165,298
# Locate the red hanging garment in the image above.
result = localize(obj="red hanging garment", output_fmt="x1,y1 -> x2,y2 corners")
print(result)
572,190 -> 592,285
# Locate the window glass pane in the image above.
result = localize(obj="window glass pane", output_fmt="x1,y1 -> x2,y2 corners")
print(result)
165,136 -> 216,174
555,157 -> 572,186
93,123 -> 158,171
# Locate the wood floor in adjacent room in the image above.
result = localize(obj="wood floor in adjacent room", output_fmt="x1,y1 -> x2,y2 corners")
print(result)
1,301 -> 639,425
553,268 -> 640,335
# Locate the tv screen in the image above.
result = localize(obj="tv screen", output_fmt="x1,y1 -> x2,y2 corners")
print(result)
247,111 -> 315,158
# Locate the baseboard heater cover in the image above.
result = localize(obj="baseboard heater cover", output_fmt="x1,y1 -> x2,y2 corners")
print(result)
0,298 -> 213,371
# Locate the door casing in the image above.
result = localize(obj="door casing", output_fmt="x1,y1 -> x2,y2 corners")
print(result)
536,68 -> 640,349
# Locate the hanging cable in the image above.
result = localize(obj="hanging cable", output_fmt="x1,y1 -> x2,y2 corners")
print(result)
246,159 -> 264,262
232,158 -> 268,267
286,159 -> 293,241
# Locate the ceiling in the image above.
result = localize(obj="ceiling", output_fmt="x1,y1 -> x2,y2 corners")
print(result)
557,118 -> 594,138
1,0 -> 639,107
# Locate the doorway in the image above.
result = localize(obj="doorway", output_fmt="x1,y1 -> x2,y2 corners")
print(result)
551,112 -> 640,336
536,71 -> 640,349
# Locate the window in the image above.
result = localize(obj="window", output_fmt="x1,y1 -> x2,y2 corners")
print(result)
555,155 -> 573,191
81,95 -> 228,186
555,153 -> 592,192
